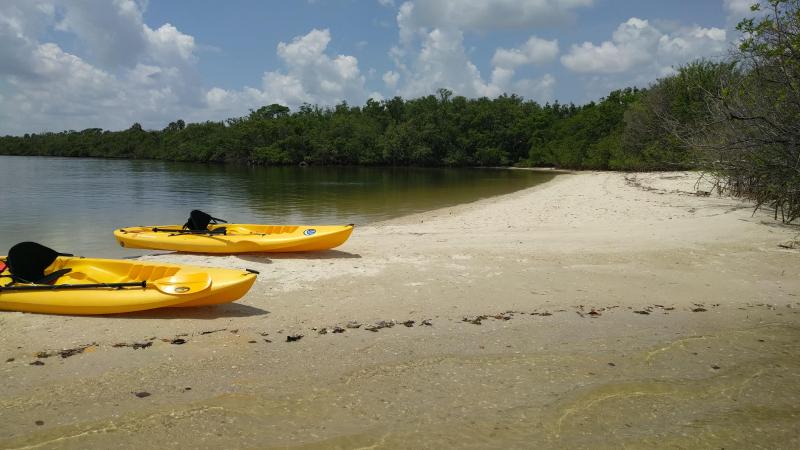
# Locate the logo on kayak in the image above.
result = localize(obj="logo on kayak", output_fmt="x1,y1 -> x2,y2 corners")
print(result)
303,229 -> 317,236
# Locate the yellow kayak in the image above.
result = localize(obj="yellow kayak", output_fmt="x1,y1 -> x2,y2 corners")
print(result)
114,224 -> 354,254
0,256 -> 257,315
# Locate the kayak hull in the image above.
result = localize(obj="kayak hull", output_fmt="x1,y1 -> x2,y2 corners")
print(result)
114,224 -> 354,254
0,257 -> 257,315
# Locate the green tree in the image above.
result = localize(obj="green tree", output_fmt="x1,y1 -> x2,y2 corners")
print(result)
699,0 -> 800,222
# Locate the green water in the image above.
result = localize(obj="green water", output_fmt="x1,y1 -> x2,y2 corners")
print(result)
0,155 -> 555,257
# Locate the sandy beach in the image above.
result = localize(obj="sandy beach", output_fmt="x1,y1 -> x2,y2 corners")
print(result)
2,171 -> 799,449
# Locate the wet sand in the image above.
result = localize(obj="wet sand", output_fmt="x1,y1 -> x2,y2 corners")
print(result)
1,171 -> 799,449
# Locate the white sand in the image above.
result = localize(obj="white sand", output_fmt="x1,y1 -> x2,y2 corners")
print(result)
2,171 -> 799,449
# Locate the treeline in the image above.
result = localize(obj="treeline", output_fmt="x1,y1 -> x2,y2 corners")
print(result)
0,89 -> 660,170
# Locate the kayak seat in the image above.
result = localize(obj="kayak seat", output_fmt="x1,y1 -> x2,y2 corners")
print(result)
183,210 -> 227,231
6,242 -> 73,284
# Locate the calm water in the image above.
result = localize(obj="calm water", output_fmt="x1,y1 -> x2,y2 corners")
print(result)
0,155 -> 555,257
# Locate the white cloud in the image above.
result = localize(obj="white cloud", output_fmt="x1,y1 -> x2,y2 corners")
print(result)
32,43 -> 113,86
391,27 -> 555,102
391,2 -> 565,102
513,73 -> 556,100
4,43 -> 128,131
492,36 -> 559,69
562,18 -> 658,73
55,0 -> 150,68
722,0 -> 766,30
266,29 -> 368,106
489,67 -> 514,89
723,0 -> 755,20
561,18 -> 727,74
559,17 -> 729,99
0,1 -> 57,78
378,0 -> 395,7
144,23 -> 197,65
277,28 -> 330,64
659,26 -> 727,60
399,28 -> 493,98
0,1 -> 373,134
488,36 -> 559,101
397,0 -> 592,39
204,29 -> 370,116
383,70 -> 400,90
0,0 -> 204,134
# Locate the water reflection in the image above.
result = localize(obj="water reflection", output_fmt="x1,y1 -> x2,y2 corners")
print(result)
0,155 -> 555,257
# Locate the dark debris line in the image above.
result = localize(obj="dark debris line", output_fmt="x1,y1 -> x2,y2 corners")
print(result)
10,301 -> 792,366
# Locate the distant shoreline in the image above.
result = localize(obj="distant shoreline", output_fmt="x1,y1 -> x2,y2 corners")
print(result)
0,152 -> 575,171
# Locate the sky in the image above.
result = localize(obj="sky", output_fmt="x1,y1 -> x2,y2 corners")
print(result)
0,0 -> 756,135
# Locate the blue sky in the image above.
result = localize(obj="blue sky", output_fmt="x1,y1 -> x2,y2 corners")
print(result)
0,0 -> 753,135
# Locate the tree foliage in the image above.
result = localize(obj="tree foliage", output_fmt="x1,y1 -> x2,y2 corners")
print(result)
1,90 -> 674,170
619,0 -> 800,222
619,61 -> 736,170
678,0 -> 800,222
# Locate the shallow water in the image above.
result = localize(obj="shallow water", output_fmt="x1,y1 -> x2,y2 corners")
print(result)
2,322 -> 798,449
0,155 -> 555,257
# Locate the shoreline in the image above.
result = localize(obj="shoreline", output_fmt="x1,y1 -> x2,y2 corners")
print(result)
2,171 -> 799,448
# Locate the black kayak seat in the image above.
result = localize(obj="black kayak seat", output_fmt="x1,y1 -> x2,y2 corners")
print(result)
5,242 -> 73,284
183,210 -> 228,231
